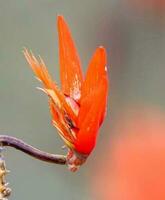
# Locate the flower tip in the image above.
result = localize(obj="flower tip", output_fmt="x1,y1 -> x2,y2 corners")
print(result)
98,45 -> 105,49
98,46 -> 106,54
57,15 -> 67,32
95,46 -> 106,63
57,15 -> 65,24
57,14 -> 63,18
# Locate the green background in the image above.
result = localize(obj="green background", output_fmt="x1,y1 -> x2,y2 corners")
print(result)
0,0 -> 164,199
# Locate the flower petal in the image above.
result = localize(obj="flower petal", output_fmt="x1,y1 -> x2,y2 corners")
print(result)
81,47 -> 107,97
80,46 -> 108,125
57,16 -> 83,101
23,49 -> 78,125
75,78 -> 108,154
49,99 -> 76,148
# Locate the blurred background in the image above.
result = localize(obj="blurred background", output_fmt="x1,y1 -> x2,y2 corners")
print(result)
0,0 -> 165,199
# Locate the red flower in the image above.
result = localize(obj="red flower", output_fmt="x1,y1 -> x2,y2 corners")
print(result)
24,16 -> 108,171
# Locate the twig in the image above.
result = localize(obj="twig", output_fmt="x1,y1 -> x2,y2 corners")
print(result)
0,135 -> 66,165
0,135 -> 67,199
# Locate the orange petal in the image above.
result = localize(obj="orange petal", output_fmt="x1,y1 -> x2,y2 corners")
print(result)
80,46 -> 108,125
75,79 -> 108,154
49,100 -> 75,147
81,47 -> 107,99
23,48 -> 78,125
57,16 -> 83,101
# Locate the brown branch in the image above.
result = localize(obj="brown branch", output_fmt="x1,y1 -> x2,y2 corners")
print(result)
0,135 -> 66,165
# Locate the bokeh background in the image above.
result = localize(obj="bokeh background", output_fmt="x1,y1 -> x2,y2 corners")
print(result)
0,0 -> 165,199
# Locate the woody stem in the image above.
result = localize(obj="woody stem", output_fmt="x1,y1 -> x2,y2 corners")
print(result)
0,135 -> 66,165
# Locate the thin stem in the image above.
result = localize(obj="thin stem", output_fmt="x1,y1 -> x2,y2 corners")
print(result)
0,135 -> 66,165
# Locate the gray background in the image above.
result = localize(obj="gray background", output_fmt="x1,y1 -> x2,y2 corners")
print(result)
0,0 -> 165,199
